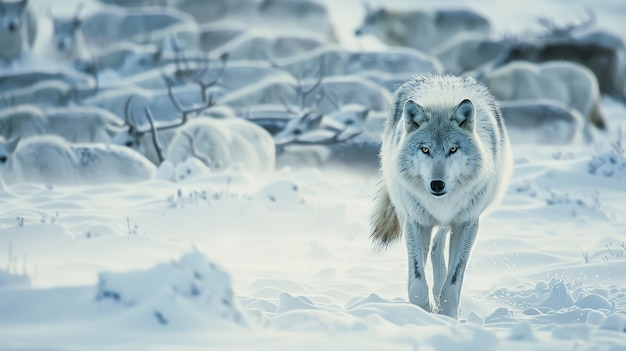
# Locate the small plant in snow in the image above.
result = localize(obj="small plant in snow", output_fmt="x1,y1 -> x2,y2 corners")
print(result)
544,189 -> 610,219
16,217 -> 24,226
126,217 -> 138,235
588,127 -> 626,177
552,151 -> 575,160
40,211 -> 60,224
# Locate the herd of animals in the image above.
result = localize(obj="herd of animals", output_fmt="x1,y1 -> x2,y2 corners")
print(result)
0,0 -> 623,186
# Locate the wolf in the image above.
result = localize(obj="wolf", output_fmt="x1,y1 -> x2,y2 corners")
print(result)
370,74 -> 513,319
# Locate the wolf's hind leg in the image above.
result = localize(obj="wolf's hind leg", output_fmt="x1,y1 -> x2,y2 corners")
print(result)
438,219 -> 479,319
405,221 -> 433,312
431,227 -> 448,310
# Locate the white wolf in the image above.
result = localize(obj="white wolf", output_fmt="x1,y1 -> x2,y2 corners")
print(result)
371,74 -> 513,319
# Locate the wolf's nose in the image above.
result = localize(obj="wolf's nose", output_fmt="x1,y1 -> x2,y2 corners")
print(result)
430,180 -> 445,193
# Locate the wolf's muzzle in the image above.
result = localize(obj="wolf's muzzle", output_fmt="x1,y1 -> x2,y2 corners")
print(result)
430,180 -> 446,196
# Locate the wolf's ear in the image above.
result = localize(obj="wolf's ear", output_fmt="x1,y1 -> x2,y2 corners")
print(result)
452,99 -> 474,131
403,99 -> 426,130
6,137 -> 20,153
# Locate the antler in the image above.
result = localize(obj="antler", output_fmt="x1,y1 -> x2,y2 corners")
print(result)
74,2 -> 85,20
46,6 -> 54,20
161,74 -> 214,130
271,55 -> 326,110
180,130 -> 216,169
143,106 -> 165,163
537,7 -> 596,37
124,95 -> 141,136
167,52 -> 228,113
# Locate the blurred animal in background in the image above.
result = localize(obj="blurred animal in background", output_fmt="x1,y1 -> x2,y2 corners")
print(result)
0,135 -> 155,186
477,60 -> 606,141
80,5 -> 195,49
0,0 -> 622,187
498,99 -> 585,145
46,3 -> 94,73
496,9 -> 626,102
354,5 -> 490,53
0,104 -> 124,143
0,0 -> 37,64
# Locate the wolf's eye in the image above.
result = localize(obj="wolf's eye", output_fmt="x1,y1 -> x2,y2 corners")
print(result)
421,147 -> 429,154
450,147 -> 458,154
0,156 -> 6,163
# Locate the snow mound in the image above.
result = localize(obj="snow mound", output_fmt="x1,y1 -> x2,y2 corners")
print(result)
174,158 -> 212,183
253,179 -> 304,209
488,279 -> 622,327
96,251 -> 246,328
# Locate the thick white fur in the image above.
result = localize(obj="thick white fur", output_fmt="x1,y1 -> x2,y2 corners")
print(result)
373,74 -> 513,319
0,135 -> 155,186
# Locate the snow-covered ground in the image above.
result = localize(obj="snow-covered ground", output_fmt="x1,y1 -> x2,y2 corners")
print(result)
2,0 -> 626,350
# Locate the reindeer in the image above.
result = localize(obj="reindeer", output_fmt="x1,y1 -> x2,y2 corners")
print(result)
478,60 -> 607,138
45,3 -> 92,72
0,105 -> 47,139
0,135 -> 155,186
81,5 -> 194,49
0,0 -> 36,64
198,22 -> 247,52
0,104 -> 124,143
211,28 -> 325,61
495,9 -> 626,101
354,5 -> 490,53
432,32 -> 508,74
0,66 -> 95,92
275,45 -> 443,80
499,99 -> 585,145
123,82 -> 277,173
253,0 -> 338,43
0,80 -> 74,109
111,59 -> 223,165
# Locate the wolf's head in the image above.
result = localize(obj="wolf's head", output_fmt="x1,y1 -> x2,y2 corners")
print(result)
0,136 -> 19,176
0,0 -> 28,35
397,99 -> 482,198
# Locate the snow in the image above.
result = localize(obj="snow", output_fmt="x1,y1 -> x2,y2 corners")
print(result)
1,0 -> 626,350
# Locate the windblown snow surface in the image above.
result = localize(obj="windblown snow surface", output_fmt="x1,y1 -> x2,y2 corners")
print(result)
2,0 -> 626,350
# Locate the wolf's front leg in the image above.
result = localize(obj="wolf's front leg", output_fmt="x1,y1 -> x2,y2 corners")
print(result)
404,220 -> 433,312
431,227 -> 448,308
437,219 -> 479,319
